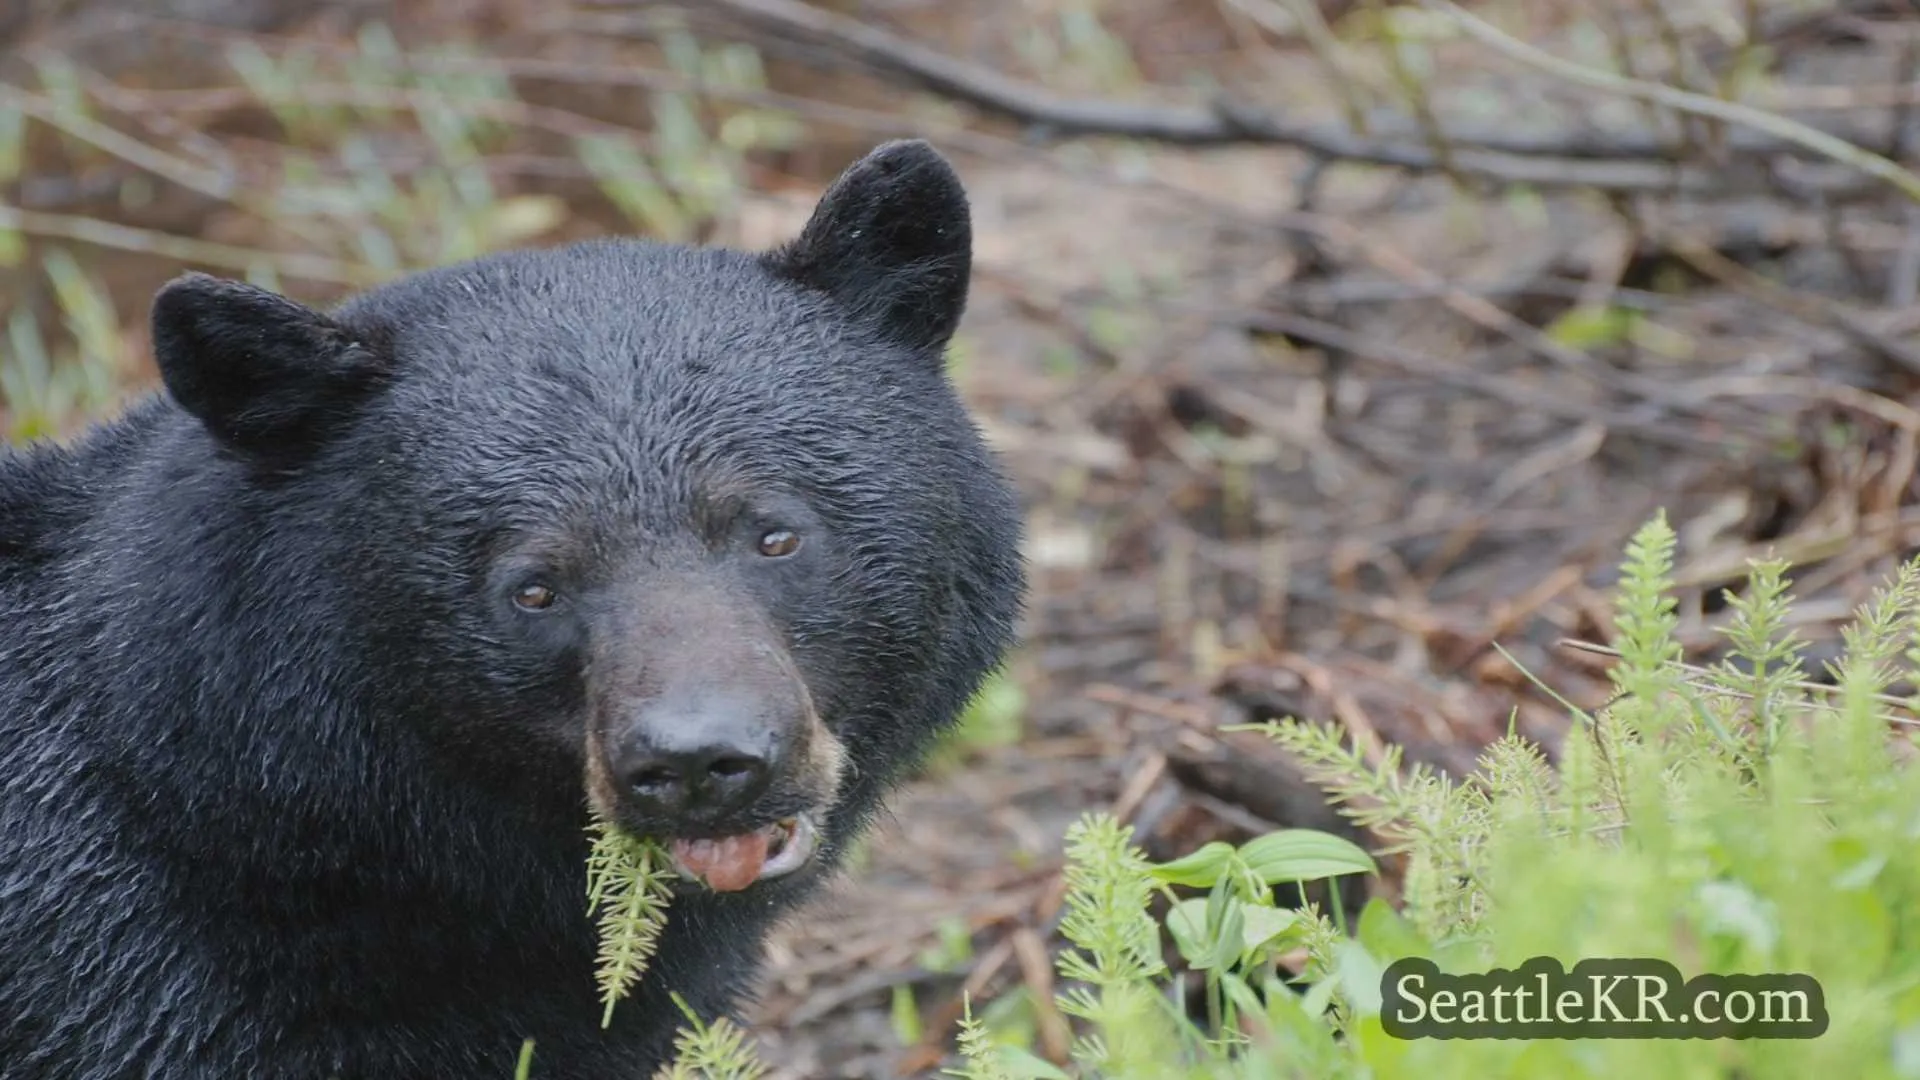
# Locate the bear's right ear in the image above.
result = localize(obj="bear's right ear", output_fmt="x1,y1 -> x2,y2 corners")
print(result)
150,273 -> 389,460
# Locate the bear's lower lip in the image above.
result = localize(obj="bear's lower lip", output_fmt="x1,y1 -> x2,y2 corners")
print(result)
666,813 -> 819,891
757,814 -> 818,880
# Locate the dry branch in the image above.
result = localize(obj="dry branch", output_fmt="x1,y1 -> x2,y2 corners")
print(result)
1422,0 -> 1920,204
674,0 -> 1909,194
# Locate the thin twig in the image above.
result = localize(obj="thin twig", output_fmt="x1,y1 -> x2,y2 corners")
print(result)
565,0 -> 1879,195
0,85 -> 241,204
0,203 -> 381,286
1424,0 -> 1920,203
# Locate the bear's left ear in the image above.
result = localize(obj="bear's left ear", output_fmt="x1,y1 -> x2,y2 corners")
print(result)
762,139 -> 971,354
150,273 -> 390,462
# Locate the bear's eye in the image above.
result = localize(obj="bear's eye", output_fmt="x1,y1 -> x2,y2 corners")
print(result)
512,582 -> 558,611
757,529 -> 802,558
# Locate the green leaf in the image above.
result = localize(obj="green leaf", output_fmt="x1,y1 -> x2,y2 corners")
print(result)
1332,939 -> 1385,1017
890,983 -> 923,1045
1167,890 -> 1299,972
1239,903 -> 1303,953
1545,304 -> 1636,350
987,1046 -> 1073,1080
1355,896 -> 1431,961
1148,840 -> 1236,888
1298,973 -> 1338,1020
1166,897 -> 1220,969
1208,886 -> 1246,971
1238,830 -> 1376,883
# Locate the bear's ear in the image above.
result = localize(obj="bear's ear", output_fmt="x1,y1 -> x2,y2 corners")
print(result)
763,139 -> 972,353
150,273 -> 389,460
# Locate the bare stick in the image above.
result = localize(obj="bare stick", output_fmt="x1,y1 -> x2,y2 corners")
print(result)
1423,0 -> 1920,203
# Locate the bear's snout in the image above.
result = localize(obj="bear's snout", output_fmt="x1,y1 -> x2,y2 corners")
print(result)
579,578 -> 848,884
607,685 -> 793,825
585,644 -> 846,891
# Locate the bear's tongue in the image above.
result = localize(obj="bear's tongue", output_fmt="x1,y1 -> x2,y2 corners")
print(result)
669,829 -> 773,892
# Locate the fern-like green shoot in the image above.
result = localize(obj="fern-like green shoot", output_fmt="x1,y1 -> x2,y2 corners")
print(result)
650,994 -> 769,1080
585,815 -> 678,1029
1053,815 -> 1177,1072
944,997 -> 1020,1080
1610,510 -> 1685,734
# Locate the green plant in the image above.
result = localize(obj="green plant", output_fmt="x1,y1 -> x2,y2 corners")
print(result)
577,27 -> 801,246
2,19 -> 799,448
1,248 -> 128,442
667,511 -> 1920,1077
649,995 -> 770,1080
584,816 -> 679,1029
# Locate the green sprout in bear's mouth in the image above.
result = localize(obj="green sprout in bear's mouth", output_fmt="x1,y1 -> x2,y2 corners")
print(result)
584,815 -> 678,1029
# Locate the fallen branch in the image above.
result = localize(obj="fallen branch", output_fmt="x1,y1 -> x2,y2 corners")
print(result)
1423,0 -> 1920,204
662,0 -> 1900,195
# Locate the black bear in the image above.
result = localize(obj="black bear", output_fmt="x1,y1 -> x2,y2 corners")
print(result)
0,140 -> 1025,1078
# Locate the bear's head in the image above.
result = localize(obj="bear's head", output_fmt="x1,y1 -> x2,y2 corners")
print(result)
144,141 -> 1025,894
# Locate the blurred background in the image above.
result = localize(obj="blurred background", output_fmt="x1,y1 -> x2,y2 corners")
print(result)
4,0 -> 1919,1074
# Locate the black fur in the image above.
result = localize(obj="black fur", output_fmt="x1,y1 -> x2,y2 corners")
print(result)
0,140 -> 1025,1078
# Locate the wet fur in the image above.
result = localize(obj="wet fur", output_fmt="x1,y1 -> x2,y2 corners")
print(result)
0,141 -> 1024,1079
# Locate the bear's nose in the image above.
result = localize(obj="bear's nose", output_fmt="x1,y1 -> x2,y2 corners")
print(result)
622,748 -> 771,819
609,689 -> 784,822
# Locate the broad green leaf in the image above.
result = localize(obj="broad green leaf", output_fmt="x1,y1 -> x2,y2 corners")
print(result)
1148,841 -> 1236,888
1239,830 -> 1377,884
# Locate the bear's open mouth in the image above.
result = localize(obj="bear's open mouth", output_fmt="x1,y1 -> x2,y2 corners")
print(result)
665,813 -> 819,892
